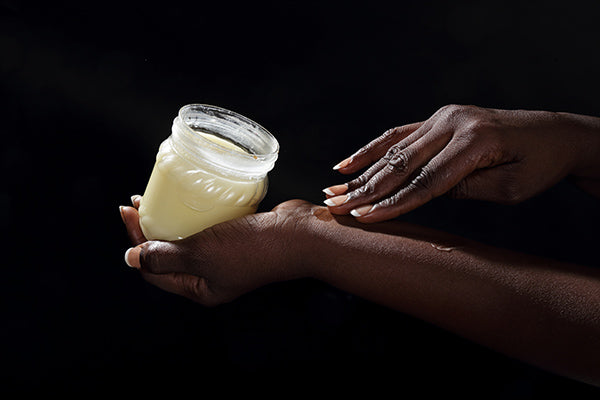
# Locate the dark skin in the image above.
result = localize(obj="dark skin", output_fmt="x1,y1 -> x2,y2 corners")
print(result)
323,104 -> 600,219
121,105 -> 600,386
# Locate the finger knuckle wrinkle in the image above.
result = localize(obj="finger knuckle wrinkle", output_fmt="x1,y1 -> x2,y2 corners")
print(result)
380,126 -> 407,142
377,195 -> 398,209
181,276 -> 214,305
353,182 -> 376,196
381,127 -> 398,140
180,275 -> 199,298
363,182 -> 378,196
410,168 -> 435,192
348,174 -> 369,189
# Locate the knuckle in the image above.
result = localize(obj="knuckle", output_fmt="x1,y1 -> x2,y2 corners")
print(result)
362,181 -> 379,196
463,115 -> 489,135
350,180 -> 377,198
179,274 -> 203,300
438,104 -> 478,124
375,195 -> 398,210
370,126 -> 405,150
180,275 -> 221,307
140,241 -> 161,272
458,117 -> 494,146
380,126 -> 405,142
439,104 -> 464,117
347,174 -> 369,190
409,167 -> 436,196
346,158 -> 386,190
380,127 -> 398,140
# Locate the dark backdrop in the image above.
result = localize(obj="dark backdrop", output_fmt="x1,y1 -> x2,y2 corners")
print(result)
2,0 -> 600,397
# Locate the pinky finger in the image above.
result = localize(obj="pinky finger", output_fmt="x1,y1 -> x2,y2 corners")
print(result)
347,191 -> 424,224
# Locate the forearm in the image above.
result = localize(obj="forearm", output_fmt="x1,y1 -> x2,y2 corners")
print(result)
300,213 -> 600,385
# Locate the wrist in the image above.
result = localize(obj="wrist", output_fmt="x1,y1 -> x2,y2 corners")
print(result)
288,207 -> 374,285
265,200 -> 327,281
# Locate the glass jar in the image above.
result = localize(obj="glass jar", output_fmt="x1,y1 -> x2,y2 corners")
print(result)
138,104 -> 279,241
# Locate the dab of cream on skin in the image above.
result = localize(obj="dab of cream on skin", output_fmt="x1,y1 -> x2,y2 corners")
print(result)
138,104 -> 278,241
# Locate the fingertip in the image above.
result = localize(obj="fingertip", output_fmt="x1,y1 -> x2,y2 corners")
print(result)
322,184 -> 348,197
350,204 -> 374,218
332,157 -> 352,171
120,205 -> 147,245
120,205 -> 138,225
124,244 -> 143,269
351,204 -> 400,224
323,195 -> 348,207
352,200 -> 414,223
131,194 -> 142,208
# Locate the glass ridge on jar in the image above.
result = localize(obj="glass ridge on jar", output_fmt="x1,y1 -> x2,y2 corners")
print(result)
138,104 -> 279,241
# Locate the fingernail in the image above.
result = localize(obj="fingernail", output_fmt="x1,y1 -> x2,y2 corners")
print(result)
322,184 -> 349,197
131,194 -> 141,207
333,157 -> 352,170
350,205 -> 374,217
119,205 -> 125,223
124,246 -> 142,269
323,195 -> 348,207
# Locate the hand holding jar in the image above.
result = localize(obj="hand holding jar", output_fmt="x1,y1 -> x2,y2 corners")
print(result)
121,198 -> 317,306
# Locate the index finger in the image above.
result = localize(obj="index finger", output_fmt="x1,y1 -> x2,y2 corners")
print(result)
120,205 -> 147,246
333,122 -> 424,174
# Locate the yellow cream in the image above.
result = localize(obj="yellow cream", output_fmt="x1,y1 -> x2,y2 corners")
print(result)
138,104 -> 278,241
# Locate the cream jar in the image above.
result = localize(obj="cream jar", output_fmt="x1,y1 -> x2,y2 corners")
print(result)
138,104 -> 279,241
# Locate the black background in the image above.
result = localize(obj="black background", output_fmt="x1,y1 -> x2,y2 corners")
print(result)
2,0 -> 600,397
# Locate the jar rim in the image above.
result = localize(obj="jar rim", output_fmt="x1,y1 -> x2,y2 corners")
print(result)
171,104 -> 279,178
178,104 -> 279,159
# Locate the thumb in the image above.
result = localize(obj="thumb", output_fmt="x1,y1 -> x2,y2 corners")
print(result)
124,240 -> 191,274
